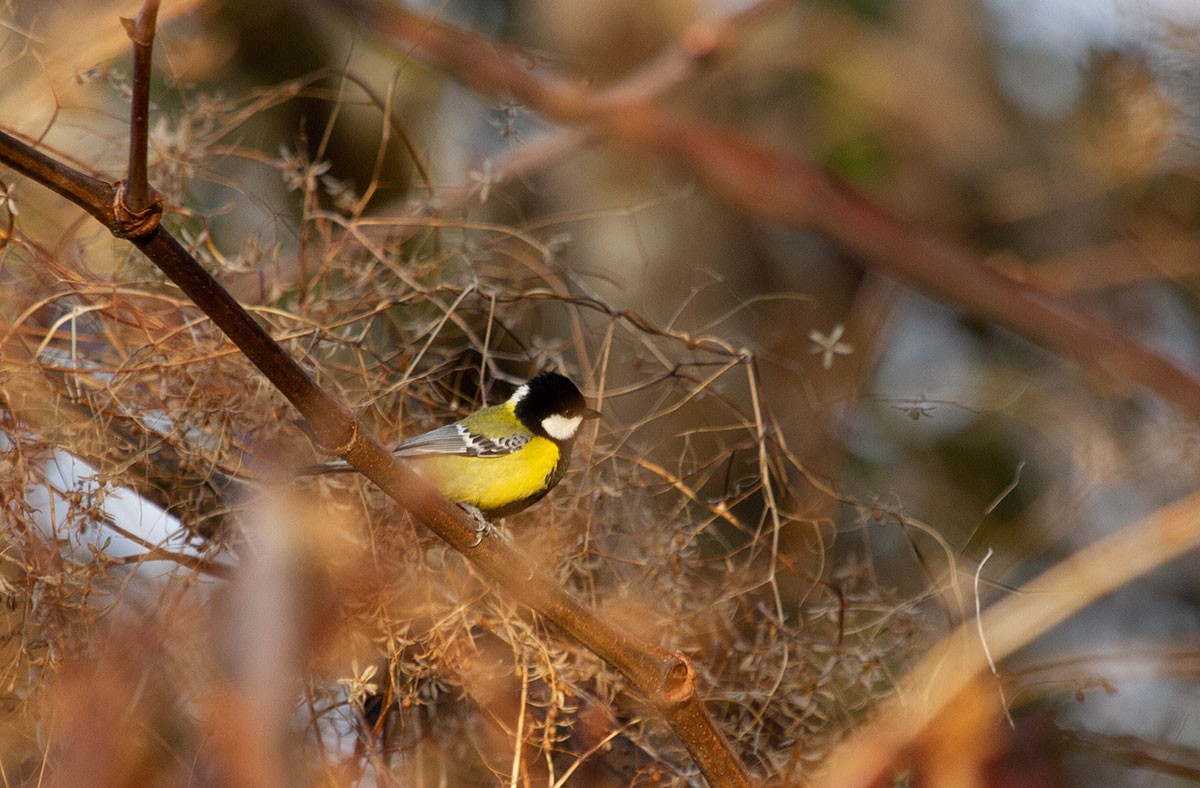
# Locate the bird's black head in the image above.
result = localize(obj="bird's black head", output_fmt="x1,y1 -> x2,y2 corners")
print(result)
511,371 -> 599,442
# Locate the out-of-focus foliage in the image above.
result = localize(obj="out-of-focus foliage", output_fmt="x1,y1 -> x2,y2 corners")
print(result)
3,0 -> 1200,785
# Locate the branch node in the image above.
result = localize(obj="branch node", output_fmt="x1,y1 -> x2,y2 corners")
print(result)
120,1 -> 160,48
112,180 -> 163,239
660,652 -> 697,708
307,418 -> 359,457
119,16 -> 147,46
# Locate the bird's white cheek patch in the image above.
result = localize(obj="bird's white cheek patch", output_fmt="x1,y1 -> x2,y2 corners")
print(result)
541,414 -> 583,441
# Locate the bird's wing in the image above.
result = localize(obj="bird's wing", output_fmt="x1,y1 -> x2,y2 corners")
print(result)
392,423 -> 530,458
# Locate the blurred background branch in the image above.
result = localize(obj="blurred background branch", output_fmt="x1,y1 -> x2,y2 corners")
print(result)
339,0 -> 1200,420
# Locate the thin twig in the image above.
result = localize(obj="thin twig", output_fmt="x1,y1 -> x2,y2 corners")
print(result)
973,547 -> 1013,728
120,0 -> 160,213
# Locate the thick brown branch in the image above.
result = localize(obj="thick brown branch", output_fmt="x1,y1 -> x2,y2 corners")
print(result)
0,128 -> 115,225
0,123 -> 751,788
143,229 -> 745,784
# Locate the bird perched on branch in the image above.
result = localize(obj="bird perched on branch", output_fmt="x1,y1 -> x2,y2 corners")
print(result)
303,371 -> 599,519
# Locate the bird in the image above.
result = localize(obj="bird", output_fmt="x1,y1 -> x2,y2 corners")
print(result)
303,371 -> 599,520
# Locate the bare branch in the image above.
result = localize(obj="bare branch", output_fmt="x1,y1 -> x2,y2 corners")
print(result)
0,72 -> 751,788
120,0 -> 161,214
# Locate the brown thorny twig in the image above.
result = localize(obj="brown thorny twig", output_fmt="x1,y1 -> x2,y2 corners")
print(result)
334,0 -> 1200,423
0,4 -> 752,788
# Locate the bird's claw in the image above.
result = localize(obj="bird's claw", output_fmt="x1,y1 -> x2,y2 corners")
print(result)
462,504 -> 493,547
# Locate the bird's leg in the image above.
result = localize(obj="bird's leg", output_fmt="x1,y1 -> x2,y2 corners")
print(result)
460,504 -> 494,547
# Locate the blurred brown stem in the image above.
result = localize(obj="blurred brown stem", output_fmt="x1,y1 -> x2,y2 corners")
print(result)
1073,728 -> 1200,782
341,0 -> 1200,421
815,487 -> 1200,787
376,0 -> 790,232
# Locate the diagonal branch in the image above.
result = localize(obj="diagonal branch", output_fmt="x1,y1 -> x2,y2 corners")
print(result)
0,22 -> 752,788
616,114 -> 1200,419
815,488 -> 1200,787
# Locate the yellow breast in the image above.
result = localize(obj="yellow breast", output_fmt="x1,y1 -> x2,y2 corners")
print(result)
412,436 -> 562,515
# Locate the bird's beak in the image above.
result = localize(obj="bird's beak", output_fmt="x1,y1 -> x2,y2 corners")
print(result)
582,407 -> 601,420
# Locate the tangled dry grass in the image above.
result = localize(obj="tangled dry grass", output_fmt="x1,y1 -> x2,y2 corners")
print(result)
0,162 -> 937,781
